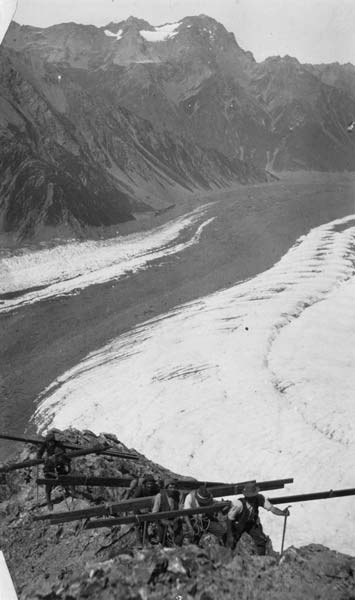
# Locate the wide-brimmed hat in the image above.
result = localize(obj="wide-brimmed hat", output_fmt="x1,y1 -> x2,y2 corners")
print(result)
196,486 -> 213,505
243,483 -> 260,498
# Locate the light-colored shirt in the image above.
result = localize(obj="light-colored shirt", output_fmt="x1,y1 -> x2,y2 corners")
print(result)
184,490 -> 212,510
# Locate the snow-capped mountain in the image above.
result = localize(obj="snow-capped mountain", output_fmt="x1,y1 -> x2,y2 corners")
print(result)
1,15 -> 355,240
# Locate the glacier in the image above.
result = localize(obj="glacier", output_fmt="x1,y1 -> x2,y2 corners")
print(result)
0,205 -> 214,313
32,213 -> 355,556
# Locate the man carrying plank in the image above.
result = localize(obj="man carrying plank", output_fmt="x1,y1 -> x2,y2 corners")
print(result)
151,478 -> 183,546
184,486 -> 226,544
37,432 -> 71,510
131,474 -> 160,545
226,482 -> 289,555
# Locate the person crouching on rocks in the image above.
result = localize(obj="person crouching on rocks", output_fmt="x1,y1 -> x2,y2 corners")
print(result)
37,431 -> 71,510
151,478 -> 183,546
183,486 -> 226,544
226,482 -> 289,555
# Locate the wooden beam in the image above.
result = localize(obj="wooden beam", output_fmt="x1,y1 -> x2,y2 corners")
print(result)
207,478 -> 293,497
270,487 -> 355,504
0,446 -> 137,473
36,476 -> 133,487
0,432 -> 137,459
86,502 -> 232,529
35,476 -> 293,492
34,477 -> 292,524
33,496 -> 155,522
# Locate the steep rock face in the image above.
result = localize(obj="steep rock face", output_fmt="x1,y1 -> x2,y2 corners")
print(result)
0,39 -> 265,239
249,56 -> 355,170
8,14 -> 351,172
95,16 -> 267,162
0,47 -> 133,238
307,62 -> 355,102
2,14 -> 355,239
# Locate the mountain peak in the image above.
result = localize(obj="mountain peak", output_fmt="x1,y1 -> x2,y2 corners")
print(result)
104,16 -> 153,35
103,17 -> 183,43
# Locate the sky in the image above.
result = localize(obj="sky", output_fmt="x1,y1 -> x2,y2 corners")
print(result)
10,0 -> 355,64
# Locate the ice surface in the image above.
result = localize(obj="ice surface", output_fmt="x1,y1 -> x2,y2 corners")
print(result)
0,205 -> 214,312
34,214 -> 355,555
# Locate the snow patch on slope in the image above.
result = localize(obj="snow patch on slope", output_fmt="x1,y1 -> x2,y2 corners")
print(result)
34,214 -> 355,555
140,22 -> 180,42
104,28 -> 123,40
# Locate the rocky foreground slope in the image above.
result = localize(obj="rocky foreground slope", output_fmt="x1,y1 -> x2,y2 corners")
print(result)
1,429 -> 354,599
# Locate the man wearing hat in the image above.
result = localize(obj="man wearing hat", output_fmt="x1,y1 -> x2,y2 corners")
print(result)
37,431 -> 71,510
183,486 -> 226,543
226,482 -> 289,555
151,479 -> 183,545
131,474 -> 160,500
152,478 -> 180,512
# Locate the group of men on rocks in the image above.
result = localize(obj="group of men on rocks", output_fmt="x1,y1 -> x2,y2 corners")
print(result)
120,474 -> 288,554
37,433 -> 288,555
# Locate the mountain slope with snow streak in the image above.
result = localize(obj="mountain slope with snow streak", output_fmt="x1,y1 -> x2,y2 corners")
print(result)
34,214 -> 355,555
0,205 -> 214,312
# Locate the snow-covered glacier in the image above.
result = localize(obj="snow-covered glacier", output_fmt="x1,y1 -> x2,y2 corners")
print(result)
0,205 -> 214,312
33,214 -> 355,555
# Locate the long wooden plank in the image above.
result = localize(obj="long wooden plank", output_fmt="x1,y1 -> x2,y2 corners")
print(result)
0,446 -> 137,473
34,478 -> 292,523
35,476 -> 292,492
270,487 -> 355,505
33,496 -> 156,522
177,477 -> 293,492
34,484 -> 248,523
35,477 -> 251,490
175,480 -> 229,490
0,433 -> 46,445
208,477 -> 293,497
85,502 -> 232,529
0,432 -> 137,459
36,476 -> 133,487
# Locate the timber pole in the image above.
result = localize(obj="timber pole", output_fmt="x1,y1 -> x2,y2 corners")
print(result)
33,478 -> 293,524
270,488 -> 355,505
0,432 -> 137,459
0,446 -> 138,473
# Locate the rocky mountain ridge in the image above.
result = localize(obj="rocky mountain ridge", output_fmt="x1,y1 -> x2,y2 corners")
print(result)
1,428 -> 354,599
0,16 -> 267,241
1,14 -> 355,241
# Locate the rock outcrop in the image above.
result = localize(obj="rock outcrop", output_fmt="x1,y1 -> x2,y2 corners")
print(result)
0,17 -> 267,241
1,429 -> 354,599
